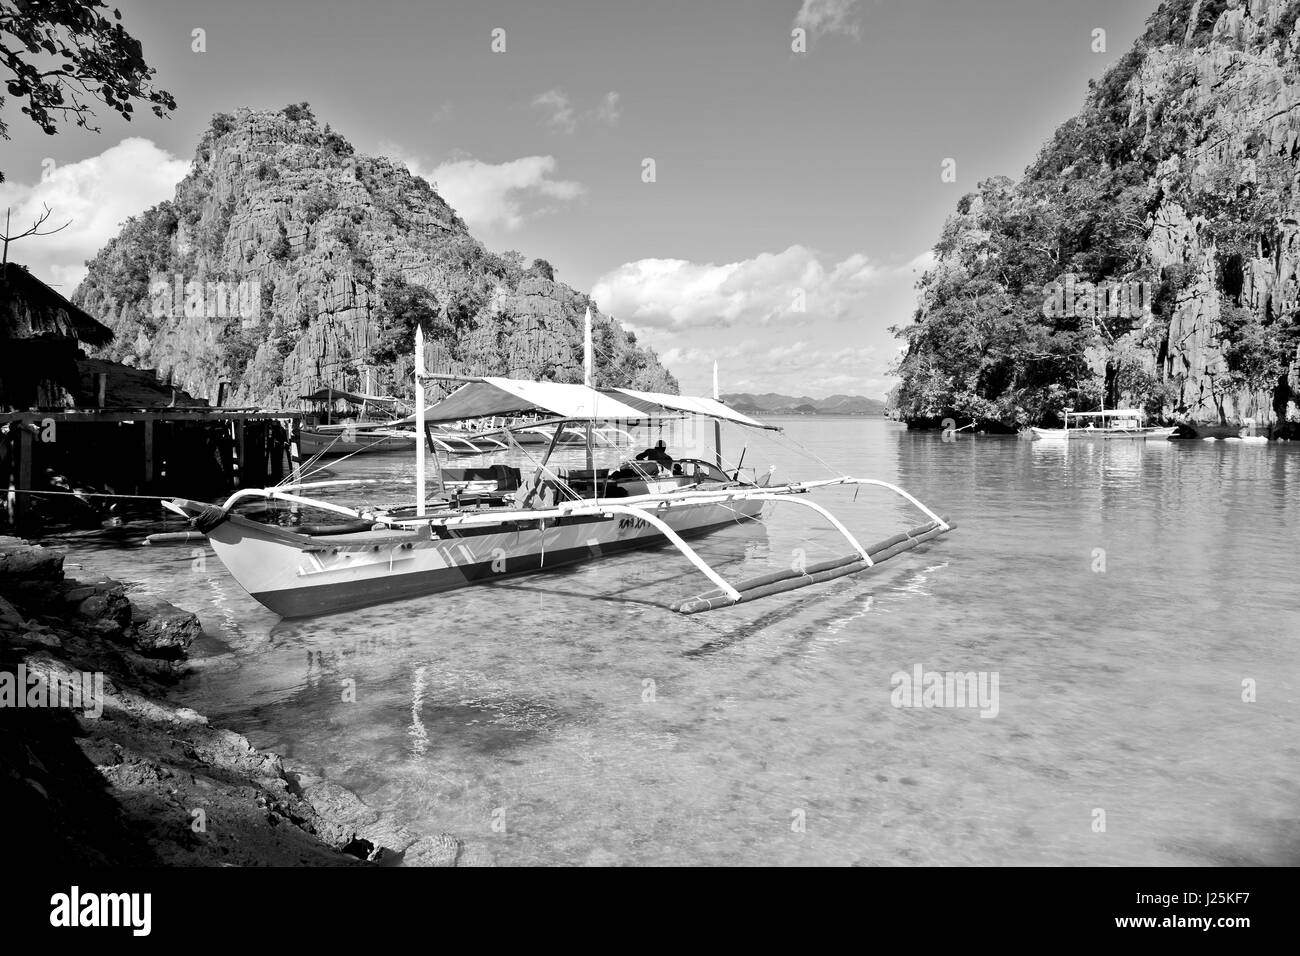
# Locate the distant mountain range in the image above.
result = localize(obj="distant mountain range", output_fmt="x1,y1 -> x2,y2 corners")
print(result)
721,392 -> 887,416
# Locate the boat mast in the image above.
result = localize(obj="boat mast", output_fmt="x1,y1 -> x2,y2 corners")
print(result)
713,360 -> 723,469
583,307 -> 595,491
415,325 -> 426,517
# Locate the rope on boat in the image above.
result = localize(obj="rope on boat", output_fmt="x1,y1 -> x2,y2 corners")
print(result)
4,488 -> 175,501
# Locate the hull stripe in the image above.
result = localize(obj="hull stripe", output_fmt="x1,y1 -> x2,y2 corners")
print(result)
250,517 -> 748,617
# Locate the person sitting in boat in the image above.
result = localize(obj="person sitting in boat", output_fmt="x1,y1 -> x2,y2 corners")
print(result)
634,440 -> 673,474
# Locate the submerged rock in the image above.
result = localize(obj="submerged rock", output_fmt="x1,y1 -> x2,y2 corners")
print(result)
0,537 -> 63,580
129,599 -> 202,657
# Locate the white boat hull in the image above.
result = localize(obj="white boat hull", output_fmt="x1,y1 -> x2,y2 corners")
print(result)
299,429 -> 416,457
204,498 -> 764,617
1029,426 -> 1177,441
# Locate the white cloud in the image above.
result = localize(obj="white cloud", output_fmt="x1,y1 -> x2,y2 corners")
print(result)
591,244 -> 928,331
0,137 -> 190,290
532,89 -> 576,134
661,339 -> 888,399
793,0 -> 863,39
593,92 -> 621,125
599,244 -> 932,398
531,89 -> 621,133
414,154 -> 585,232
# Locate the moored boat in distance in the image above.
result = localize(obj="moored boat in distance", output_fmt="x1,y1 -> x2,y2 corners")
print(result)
298,387 -> 416,457
1030,409 -> 1177,441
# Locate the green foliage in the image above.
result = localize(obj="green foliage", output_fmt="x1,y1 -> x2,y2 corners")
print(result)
268,222 -> 290,261
1190,155 -> 1292,266
1144,0 -> 1198,45
1219,305 -> 1298,393
282,102 -> 314,124
322,123 -> 353,157
1274,1 -> 1300,42
220,320 -> 263,380
368,272 -> 449,365
891,0 -> 1300,427
301,186 -> 337,224
1188,1 -> 1232,46
528,258 -> 555,281
429,236 -> 508,329
0,0 -> 177,178
209,112 -> 236,138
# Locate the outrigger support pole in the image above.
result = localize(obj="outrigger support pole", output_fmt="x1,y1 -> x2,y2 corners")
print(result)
585,503 -> 742,603
806,478 -> 950,532
747,493 -> 873,565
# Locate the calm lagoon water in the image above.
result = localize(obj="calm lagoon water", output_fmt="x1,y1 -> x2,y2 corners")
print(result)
51,417 -> 1300,865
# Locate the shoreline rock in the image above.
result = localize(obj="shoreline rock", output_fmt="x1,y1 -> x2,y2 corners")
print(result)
0,536 -> 480,866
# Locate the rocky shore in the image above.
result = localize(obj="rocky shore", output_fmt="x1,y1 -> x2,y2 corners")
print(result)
0,536 -> 479,866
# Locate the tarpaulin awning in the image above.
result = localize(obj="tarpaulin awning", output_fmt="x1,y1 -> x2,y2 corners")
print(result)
607,387 -> 777,430
400,378 -> 650,425
300,387 -> 399,405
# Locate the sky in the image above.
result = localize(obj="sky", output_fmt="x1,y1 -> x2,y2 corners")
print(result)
0,0 -> 1154,398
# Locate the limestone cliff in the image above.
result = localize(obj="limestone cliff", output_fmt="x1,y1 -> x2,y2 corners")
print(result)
894,0 -> 1300,432
72,105 -> 676,407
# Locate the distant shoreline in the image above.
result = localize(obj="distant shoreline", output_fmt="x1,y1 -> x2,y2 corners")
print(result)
748,411 -> 888,418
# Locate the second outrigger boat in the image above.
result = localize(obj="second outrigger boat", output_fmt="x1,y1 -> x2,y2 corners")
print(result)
166,326 -> 955,618
1029,408 -> 1177,441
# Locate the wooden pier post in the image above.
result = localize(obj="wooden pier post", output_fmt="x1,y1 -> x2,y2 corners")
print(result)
143,420 -> 155,488
5,429 -> 19,528
8,425 -> 34,529
288,418 -> 302,483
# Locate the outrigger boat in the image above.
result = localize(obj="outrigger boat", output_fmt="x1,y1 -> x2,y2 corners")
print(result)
165,326 -> 954,618
298,387 -> 416,457
1029,408 -> 1177,441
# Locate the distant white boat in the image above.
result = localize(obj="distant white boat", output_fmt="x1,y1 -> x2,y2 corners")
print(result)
1030,408 -> 1176,441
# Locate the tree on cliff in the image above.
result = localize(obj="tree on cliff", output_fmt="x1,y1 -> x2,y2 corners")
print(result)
0,0 -> 176,181
892,0 -> 1300,429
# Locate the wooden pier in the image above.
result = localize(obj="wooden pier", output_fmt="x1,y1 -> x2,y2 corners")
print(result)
2,261 -> 305,531
2,408 -> 303,531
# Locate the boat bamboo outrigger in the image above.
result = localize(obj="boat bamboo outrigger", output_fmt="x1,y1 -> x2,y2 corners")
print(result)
165,320 -> 955,618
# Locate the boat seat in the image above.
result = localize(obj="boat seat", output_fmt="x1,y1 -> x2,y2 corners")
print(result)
562,468 -> 611,481
440,464 -> 522,491
612,462 -> 660,479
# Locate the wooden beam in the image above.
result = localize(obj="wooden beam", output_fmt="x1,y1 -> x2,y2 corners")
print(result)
0,410 -> 303,424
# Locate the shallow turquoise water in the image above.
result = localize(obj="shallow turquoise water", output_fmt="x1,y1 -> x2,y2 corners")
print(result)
52,418 -> 1300,865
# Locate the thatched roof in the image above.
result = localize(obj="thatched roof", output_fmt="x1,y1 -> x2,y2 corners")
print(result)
0,262 -> 114,347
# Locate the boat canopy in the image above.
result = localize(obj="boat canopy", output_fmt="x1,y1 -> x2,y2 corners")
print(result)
605,387 -> 778,431
300,387 -> 399,405
1068,409 -> 1143,418
403,377 -> 650,425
